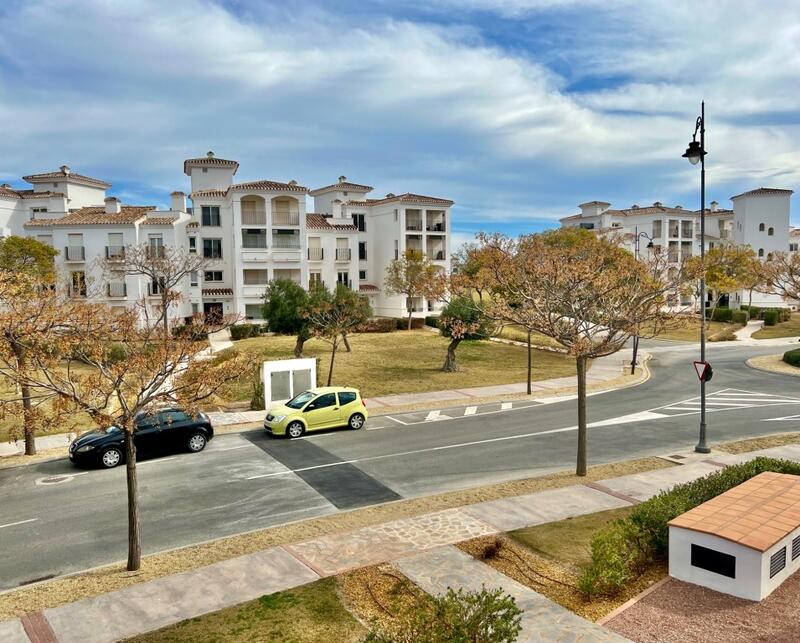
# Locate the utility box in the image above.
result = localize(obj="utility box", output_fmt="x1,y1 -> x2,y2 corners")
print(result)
261,358 -> 316,408
668,472 -> 800,601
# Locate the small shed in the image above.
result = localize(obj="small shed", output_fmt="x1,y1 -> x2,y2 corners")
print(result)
668,471 -> 800,601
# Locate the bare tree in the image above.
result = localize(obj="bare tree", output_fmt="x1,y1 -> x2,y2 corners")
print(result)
385,249 -> 446,329
762,251 -> 800,303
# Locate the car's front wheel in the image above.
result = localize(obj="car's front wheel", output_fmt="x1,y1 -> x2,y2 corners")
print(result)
187,432 -> 207,453
100,447 -> 122,469
348,413 -> 365,430
286,421 -> 305,439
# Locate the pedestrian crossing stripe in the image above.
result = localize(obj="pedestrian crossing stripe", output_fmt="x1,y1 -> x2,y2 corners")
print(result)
655,388 -> 800,416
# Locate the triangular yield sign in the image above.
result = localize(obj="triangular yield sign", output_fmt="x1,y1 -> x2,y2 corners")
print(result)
693,361 -> 707,381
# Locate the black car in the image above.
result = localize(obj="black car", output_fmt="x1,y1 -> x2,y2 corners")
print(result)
69,408 -> 214,468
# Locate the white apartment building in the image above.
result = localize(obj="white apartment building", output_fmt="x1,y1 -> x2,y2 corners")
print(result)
0,153 -> 453,322
560,187 -> 794,308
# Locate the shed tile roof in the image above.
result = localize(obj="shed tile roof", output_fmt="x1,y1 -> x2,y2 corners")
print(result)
231,180 -> 308,193
309,181 -> 373,196
183,154 -> 239,176
358,283 -> 380,293
202,288 -> 233,296
0,186 -> 65,200
190,189 -> 227,199
22,168 -> 111,189
306,213 -> 358,231
731,187 -> 794,200
141,217 -> 178,226
668,472 -> 800,552
346,192 -> 453,207
23,205 -> 156,227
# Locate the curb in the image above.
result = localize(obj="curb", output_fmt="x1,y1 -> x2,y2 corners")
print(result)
596,576 -> 671,626
745,354 -> 800,378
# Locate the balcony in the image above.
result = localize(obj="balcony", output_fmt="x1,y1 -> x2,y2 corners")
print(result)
308,247 -> 324,261
272,235 -> 301,250
273,211 -> 300,226
64,246 -> 85,262
147,246 -> 166,259
405,218 -> 423,231
335,248 -> 351,261
105,245 -> 125,260
426,211 -> 446,232
427,249 -> 446,261
241,210 -> 266,226
669,226 -> 680,239
107,283 -> 127,298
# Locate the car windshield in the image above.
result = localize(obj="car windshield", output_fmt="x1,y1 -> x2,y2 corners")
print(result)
286,391 -> 315,409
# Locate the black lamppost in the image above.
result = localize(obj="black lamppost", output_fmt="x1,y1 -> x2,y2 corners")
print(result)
682,101 -> 710,454
631,227 -> 654,374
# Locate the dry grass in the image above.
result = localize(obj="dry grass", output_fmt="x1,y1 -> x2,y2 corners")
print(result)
0,456 -> 669,620
493,324 -> 562,350
211,330 -> 575,402
128,577 -> 365,643
652,319 -> 734,342
747,353 -> 800,378
0,447 -> 66,470
752,313 -> 800,339
717,432 -> 800,454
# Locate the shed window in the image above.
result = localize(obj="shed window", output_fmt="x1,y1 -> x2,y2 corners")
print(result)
768,227 -> 774,236
759,223 -> 765,231
792,535 -> 800,561
691,544 -> 736,578
770,547 -> 787,578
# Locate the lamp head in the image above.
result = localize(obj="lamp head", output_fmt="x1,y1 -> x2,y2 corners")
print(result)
682,140 -> 704,165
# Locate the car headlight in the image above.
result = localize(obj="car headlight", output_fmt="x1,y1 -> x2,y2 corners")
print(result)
76,445 -> 95,453
272,414 -> 286,423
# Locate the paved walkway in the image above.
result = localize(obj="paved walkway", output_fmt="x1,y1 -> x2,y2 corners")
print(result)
734,319 -> 765,341
5,441 -> 800,642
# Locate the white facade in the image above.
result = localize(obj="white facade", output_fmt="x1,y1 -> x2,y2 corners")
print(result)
560,187 -> 795,308
0,155 -> 453,322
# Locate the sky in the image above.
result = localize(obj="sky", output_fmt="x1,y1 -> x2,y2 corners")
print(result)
1,0 -> 798,250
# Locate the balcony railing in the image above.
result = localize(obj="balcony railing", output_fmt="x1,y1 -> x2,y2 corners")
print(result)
669,227 -> 680,239
107,283 -> 127,298
427,250 -> 446,261
241,210 -> 267,225
105,245 -> 125,260
426,222 -> 446,232
242,238 -> 268,249
272,236 -> 301,250
273,212 -> 300,226
65,246 -> 85,261
405,221 -> 423,231
335,248 -> 351,261
308,247 -> 324,260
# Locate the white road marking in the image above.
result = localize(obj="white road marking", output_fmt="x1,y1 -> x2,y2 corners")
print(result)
764,414 -> 800,422
464,406 -> 477,416
0,518 -> 38,530
35,471 -> 89,486
501,402 -> 513,410
385,416 -> 408,425
425,410 -> 441,421
212,444 -> 254,452
138,457 -> 177,466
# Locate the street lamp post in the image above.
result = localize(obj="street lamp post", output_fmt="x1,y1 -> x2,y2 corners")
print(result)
631,226 -> 655,374
682,101 -> 710,454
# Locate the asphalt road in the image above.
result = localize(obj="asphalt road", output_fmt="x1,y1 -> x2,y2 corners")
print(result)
1,341 -> 799,591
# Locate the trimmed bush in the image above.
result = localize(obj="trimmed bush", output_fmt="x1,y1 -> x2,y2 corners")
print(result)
425,315 -> 441,328
709,307 -> 733,322
748,305 -> 762,319
395,317 -> 425,330
731,310 -> 749,325
578,457 -> 800,597
357,317 -> 396,333
230,324 -> 255,340
783,348 -> 800,367
105,343 -> 128,364
763,310 -> 779,326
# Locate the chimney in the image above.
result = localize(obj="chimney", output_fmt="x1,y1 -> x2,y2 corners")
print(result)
653,201 -> 662,207
206,151 -> 215,158
338,175 -> 347,184
104,196 -> 121,214
170,191 -> 186,212
385,193 -> 395,199
60,165 -> 71,175
0,183 -> 11,189
288,180 -> 297,186
332,198 -> 343,219
674,205 -> 683,210
710,200 -> 718,212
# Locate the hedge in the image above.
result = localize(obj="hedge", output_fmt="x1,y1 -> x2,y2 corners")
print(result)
396,317 -> 426,330
783,348 -> 800,367
748,305 -> 762,319
578,457 -> 800,597
763,310 -> 779,326
425,315 -> 441,328
731,310 -> 749,325
171,324 -> 208,341
357,317 -> 396,333
230,324 -> 258,340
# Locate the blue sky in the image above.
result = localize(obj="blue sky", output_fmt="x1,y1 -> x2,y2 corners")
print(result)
1,0 -> 798,249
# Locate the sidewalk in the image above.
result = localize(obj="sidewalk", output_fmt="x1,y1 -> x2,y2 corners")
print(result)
5,441 -> 799,643
733,319 -> 765,341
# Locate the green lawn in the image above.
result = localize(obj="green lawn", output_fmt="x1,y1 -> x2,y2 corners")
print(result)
509,506 -> 635,569
129,577 -> 365,643
652,319 -> 735,342
214,329 -> 576,402
752,313 -> 800,339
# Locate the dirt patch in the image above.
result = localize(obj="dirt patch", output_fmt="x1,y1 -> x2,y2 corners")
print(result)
458,534 -> 666,622
606,575 -> 800,642
747,353 -> 800,378
0,447 -> 66,470
0,456 -> 669,620
717,432 -> 800,454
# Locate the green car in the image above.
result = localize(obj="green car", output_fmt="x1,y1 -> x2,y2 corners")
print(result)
264,387 -> 368,438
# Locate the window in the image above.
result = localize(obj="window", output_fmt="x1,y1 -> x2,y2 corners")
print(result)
53,182 -> 58,188
203,238 -> 222,258
190,270 -> 198,286
338,391 -> 357,406
359,270 -> 367,280
793,535 -> 800,561
149,277 -> 166,295
242,229 -> 267,249
759,223 -> 765,231
30,207 -> 47,219
652,220 -> 662,238
71,271 -> 87,297
201,206 -> 221,226
791,243 -> 799,252
770,547 -> 787,578
758,248 -> 764,258
243,269 -> 269,285
359,241 -> 367,260
191,302 -> 199,314
394,239 -> 399,260
352,213 -> 366,232
337,271 -> 349,287
188,237 -> 196,253
579,222 -> 595,230
690,544 -> 735,579
310,393 -> 336,410
394,209 -> 398,221
245,304 -> 262,320
204,271 -> 223,282
309,271 -> 322,288
428,300 -> 435,312
768,227 -> 774,236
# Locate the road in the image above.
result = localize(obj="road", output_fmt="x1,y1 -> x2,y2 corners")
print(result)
1,341 -> 799,591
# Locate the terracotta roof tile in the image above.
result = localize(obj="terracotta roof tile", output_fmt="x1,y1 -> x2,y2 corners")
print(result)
346,192 -> 453,207
231,180 -> 308,193
202,288 -> 233,296
358,283 -> 380,293
731,187 -> 794,200
183,154 -> 239,176
23,205 -> 156,227
306,213 -> 358,231
190,189 -> 227,198
0,186 -> 65,200
22,167 -> 111,189
141,217 -> 178,226
309,180 -> 373,196
668,472 -> 800,552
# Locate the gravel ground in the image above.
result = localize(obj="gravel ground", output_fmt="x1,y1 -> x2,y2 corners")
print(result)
606,575 -> 800,642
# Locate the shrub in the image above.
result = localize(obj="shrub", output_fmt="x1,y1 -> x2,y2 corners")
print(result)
172,324 -> 208,341
731,310 -> 749,325
396,317 -> 425,330
578,457 -> 800,598
763,310 -> 779,326
783,348 -> 800,367
230,324 -> 255,340
709,307 -> 733,322
105,343 -> 128,364
365,587 -> 522,643
357,317 -> 396,333
425,315 -> 441,328
748,305 -> 762,319
709,327 -> 737,342
739,305 -> 750,313
249,366 -> 265,410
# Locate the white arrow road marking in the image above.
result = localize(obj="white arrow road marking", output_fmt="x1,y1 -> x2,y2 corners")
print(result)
425,410 -> 441,421
35,471 -> 89,486
464,406 -> 477,416
0,518 -> 38,530
501,402 -> 513,410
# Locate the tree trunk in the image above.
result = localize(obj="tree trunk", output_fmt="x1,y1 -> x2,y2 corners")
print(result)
526,330 -> 532,395
12,345 -> 35,455
442,337 -> 461,372
326,340 -> 338,386
124,429 -> 141,571
407,308 -> 414,331
630,335 -> 639,376
294,335 -> 305,358
576,356 -> 588,477
748,288 -> 753,309
342,331 -> 351,352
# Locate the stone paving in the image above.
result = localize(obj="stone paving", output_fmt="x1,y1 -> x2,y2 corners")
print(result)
395,546 -> 629,643
287,508 -> 498,575
0,618 -> 29,643
595,460 -> 724,501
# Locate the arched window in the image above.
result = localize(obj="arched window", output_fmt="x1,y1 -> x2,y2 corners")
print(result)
758,248 -> 764,257
759,223 -> 765,231
768,227 -> 774,236
767,253 -> 774,261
